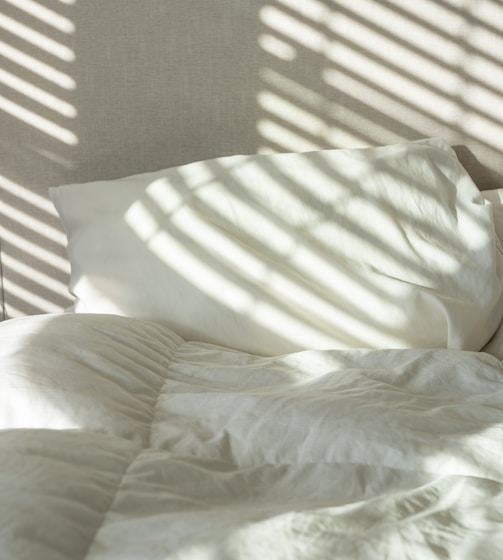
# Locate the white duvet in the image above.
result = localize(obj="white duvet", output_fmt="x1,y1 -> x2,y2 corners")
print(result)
1,313 -> 503,559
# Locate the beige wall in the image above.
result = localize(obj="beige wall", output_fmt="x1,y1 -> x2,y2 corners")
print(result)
1,0 -> 503,318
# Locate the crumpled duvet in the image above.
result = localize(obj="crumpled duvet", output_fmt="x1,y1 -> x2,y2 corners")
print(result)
1,313 -> 502,560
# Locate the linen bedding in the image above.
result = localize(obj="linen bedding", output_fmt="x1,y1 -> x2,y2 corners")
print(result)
48,138 -> 503,355
2,139 -> 503,559
1,312 -> 503,560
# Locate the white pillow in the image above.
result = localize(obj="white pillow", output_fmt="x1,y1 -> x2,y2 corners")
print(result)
482,188 -> 503,243
480,189 -> 503,359
50,138 -> 503,355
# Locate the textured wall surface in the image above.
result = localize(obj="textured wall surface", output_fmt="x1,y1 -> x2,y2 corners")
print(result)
1,0 -> 503,318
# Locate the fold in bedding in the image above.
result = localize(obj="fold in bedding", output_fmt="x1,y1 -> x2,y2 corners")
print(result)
1,313 -> 502,559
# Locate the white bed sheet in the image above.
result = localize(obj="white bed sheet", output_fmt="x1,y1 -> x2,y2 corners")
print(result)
1,313 -> 502,559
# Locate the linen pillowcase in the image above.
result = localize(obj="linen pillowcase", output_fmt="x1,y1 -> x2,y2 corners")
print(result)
50,138 -> 503,355
480,188 -> 503,359
481,188 -> 503,243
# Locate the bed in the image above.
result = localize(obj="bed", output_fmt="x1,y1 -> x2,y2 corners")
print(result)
2,2 -> 503,558
1,137 -> 503,559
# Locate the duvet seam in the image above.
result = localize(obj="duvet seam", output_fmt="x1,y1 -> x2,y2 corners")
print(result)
146,338 -> 187,449
81,441 -> 142,560
82,337 -> 186,560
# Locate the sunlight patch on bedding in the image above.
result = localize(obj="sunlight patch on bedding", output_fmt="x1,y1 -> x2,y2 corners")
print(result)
122,212 -> 342,348
198,169 -> 306,250
147,232 -> 340,348
144,178 -> 185,216
146,231 -> 255,314
147,162 -> 422,288
125,203 -> 158,241
1,392 -> 81,430
125,186 -> 418,349
422,440 -> 503,485
144,199 -> 406,336
177,160 -> 221,191
118,136 -> 498,351
54,136 -> 499,352
225,155 -> 476,276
